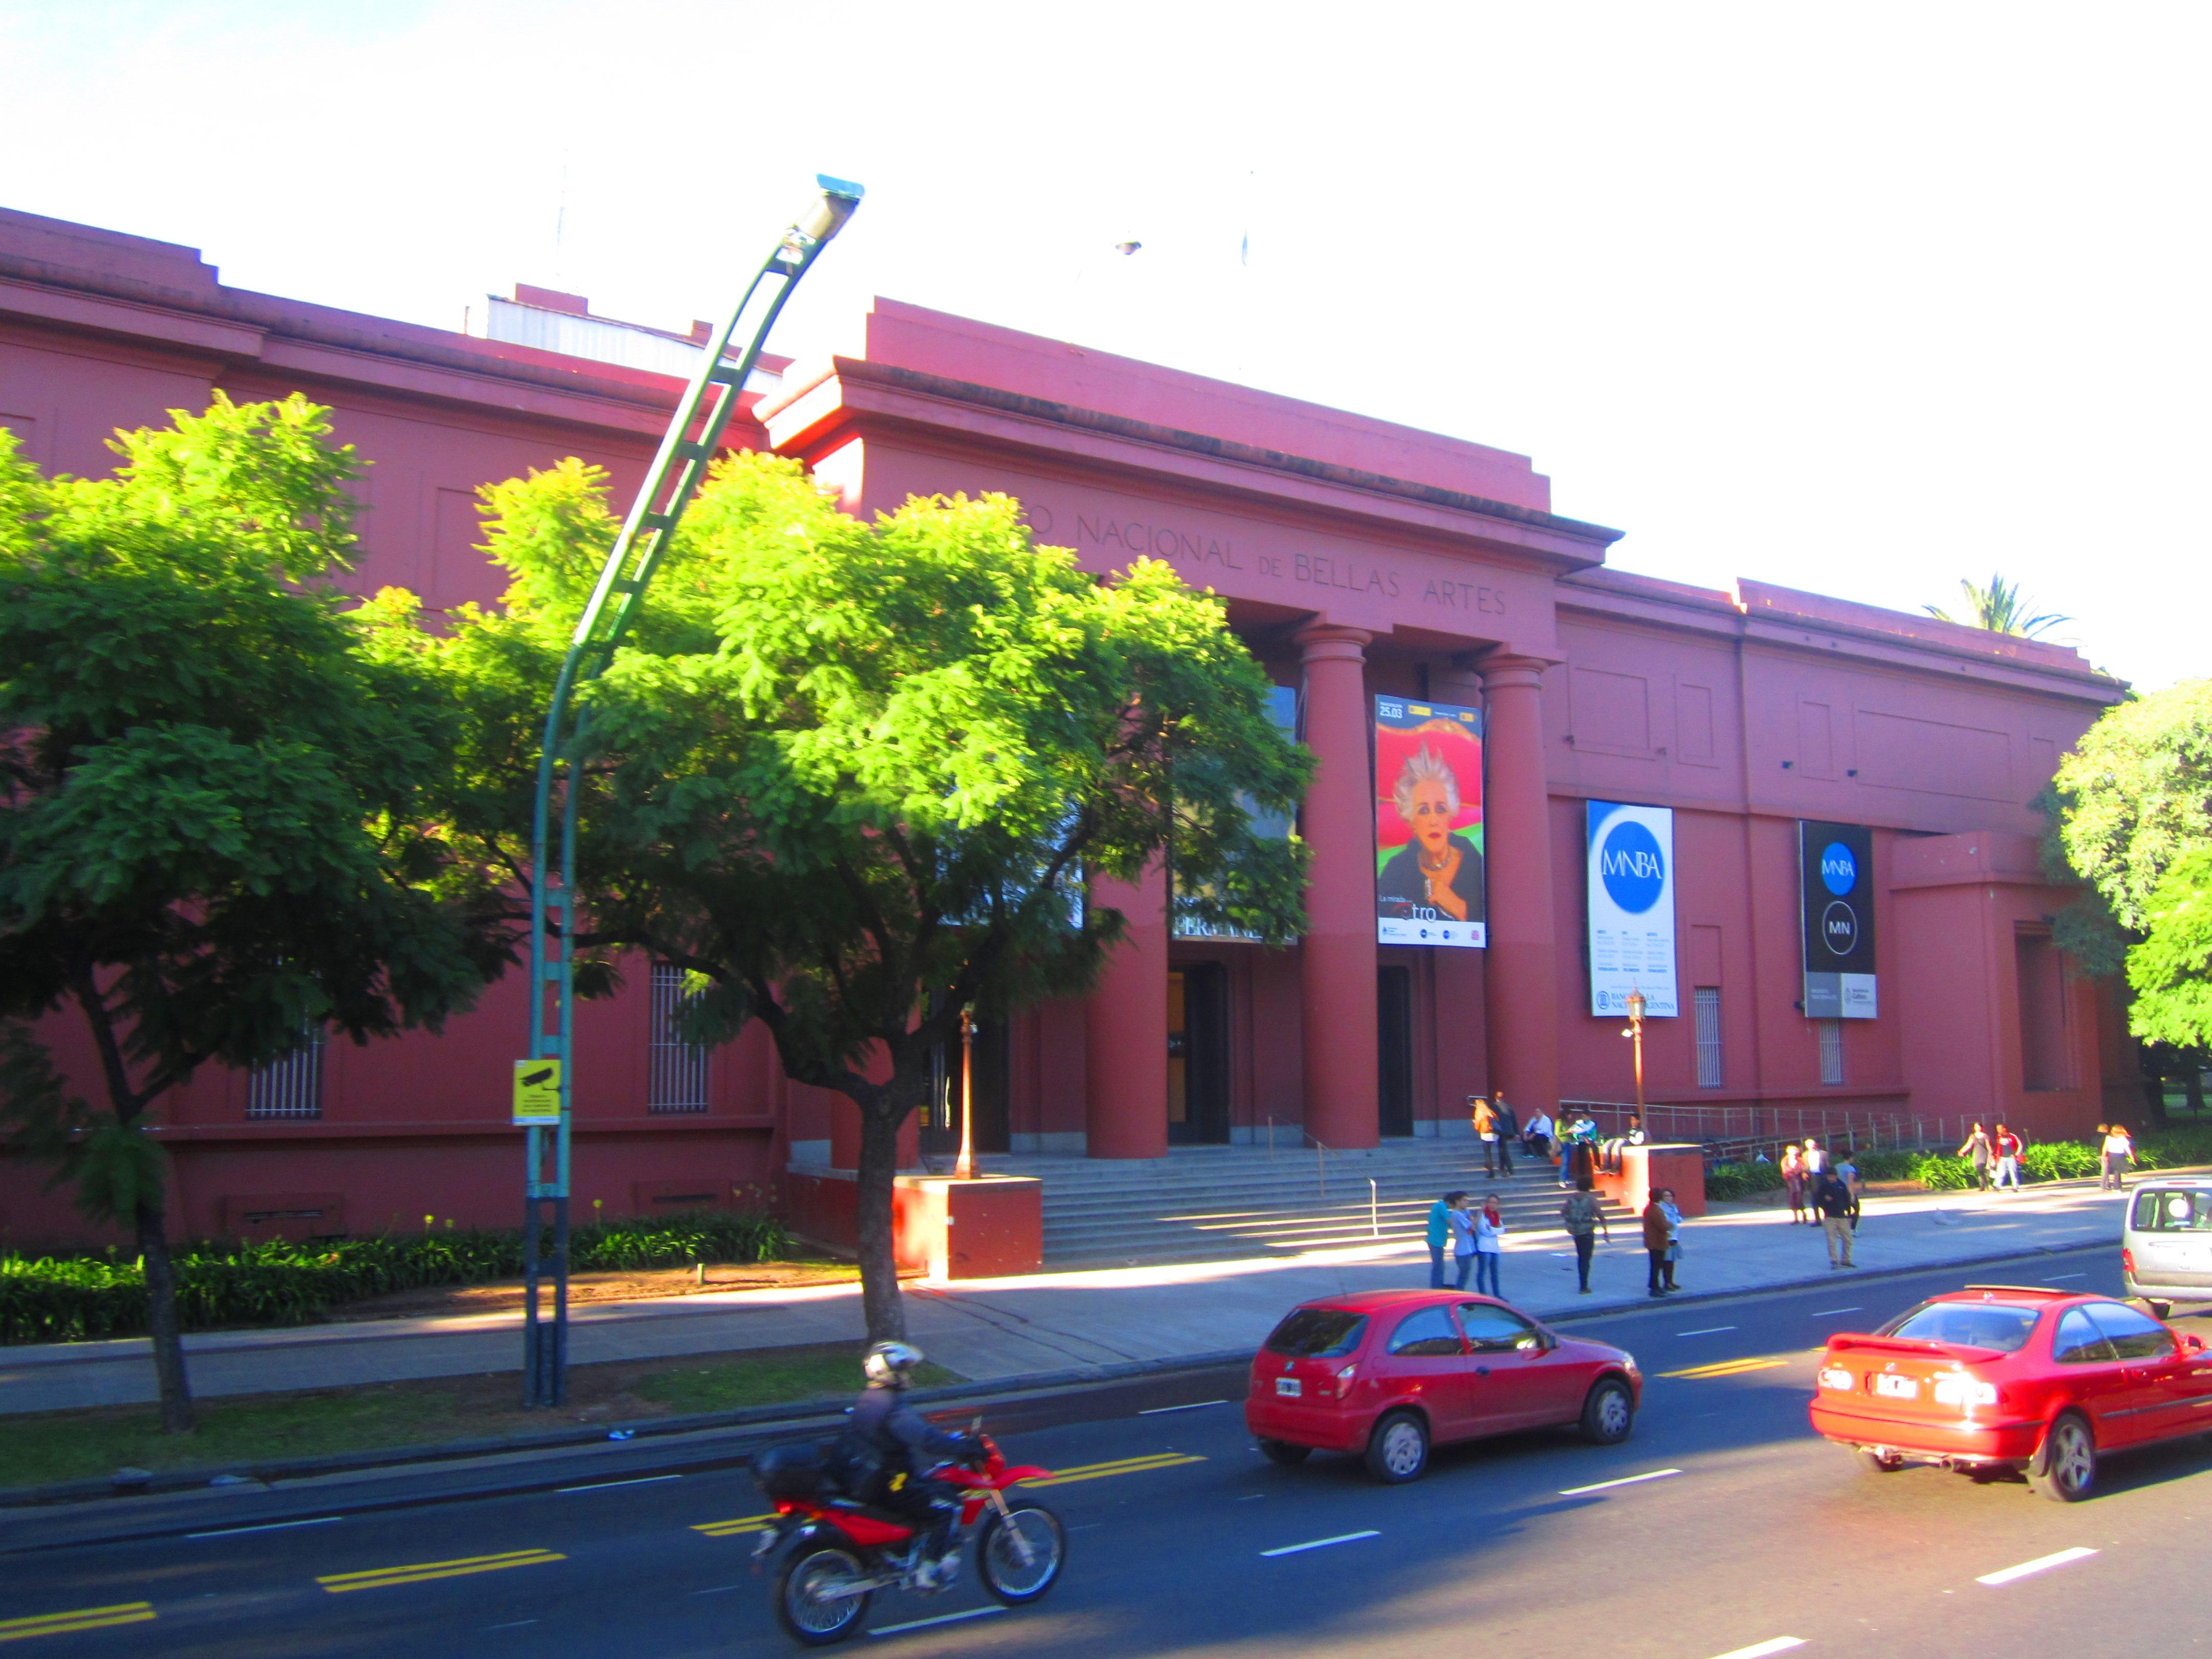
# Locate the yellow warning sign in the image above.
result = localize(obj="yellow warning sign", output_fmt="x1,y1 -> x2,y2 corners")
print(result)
513,1059 -> 563,1125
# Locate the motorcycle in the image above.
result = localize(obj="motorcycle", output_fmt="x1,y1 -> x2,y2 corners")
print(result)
754,1432 -> 1065,1645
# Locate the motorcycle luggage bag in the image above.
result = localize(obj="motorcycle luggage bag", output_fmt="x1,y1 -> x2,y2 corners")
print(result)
752,1439 -> 841,1500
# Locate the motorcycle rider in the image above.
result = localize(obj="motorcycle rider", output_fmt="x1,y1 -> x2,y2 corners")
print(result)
849,1341 -> 980,1589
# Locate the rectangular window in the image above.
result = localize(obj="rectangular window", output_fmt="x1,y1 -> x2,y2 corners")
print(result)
648,962 -> 711,1114
1818,1019 -> 1844,1086
1694,987 -> 1724,1089
247,1028 -> 325,1119
2016,930 -> 2072,1091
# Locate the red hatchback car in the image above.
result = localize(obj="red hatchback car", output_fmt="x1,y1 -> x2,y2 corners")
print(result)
1810,1285 -> 2212,1501
1243,1289 -> 1642,1483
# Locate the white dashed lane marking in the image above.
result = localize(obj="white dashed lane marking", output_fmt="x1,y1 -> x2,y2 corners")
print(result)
1260,1530 -> 1380,1558
1978,1546 -> 2098,1586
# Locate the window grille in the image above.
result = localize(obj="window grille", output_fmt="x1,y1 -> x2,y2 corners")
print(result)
247,1027 -> 326,1119
1818,1019 -> 1845,1086
1694,988 -> 1724,1089
649,962 -> 711,1113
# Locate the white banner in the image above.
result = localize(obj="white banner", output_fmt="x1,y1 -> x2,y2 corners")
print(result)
1586,801 -> 1678,1018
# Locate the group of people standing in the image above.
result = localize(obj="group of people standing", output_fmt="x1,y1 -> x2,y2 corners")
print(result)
1424,1190 -> 1506,1294
1778,1141 -> 1864,1268
1470,1094 -> 1645,1187
1953,1122 -> 2028,1192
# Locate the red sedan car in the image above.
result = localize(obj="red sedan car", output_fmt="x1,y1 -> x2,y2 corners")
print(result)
1810,1284 -> 2212,1501
1243,1289 -> 1642,1483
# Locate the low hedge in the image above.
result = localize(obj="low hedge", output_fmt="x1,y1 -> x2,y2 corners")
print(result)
0,1209 -> 789,1346
1706,1123 -> 2212,1205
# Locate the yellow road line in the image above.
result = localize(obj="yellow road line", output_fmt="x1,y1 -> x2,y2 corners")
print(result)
694,1452 -> 1210,1535
1661,1355 -> 1795,1379
0,1604 -> 155,1643
317,1549 -> 565,1593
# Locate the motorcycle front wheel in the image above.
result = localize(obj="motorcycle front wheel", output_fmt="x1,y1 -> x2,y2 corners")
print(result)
775,1544 -> 874,1646
976,1502 -> 1066,1605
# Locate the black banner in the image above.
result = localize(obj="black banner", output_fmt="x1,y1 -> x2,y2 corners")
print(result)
1799,821 -> 1877,1019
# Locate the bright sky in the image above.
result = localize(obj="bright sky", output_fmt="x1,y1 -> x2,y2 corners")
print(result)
3,2 -> 2204,688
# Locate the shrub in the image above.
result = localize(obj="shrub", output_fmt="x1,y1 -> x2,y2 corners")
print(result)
0,1209 -> 790,1346
1706,1161 -> 1784,1202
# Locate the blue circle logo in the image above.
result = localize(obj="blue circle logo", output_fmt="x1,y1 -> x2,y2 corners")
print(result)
1599,820 -> 1665,914
1820,841 -> 1857,897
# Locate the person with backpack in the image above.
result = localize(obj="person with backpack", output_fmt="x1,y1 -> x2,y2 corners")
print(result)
1992,1122 -> 2025,1192
846,1342 -> 983,1589
1560,1174 -> 1611,1294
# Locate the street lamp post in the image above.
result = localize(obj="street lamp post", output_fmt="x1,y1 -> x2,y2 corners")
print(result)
519,176 -> 863,1409
955,1007 -> 977,1181
1621,987 -> 1648,1116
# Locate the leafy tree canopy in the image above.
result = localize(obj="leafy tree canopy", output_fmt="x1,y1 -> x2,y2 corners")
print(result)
383,451 -> 1311,1336
0,395 -> 504,1428
1925,571 -> 2071,640
2130,846 -> 2212,1050
2054,680 -> 2212,932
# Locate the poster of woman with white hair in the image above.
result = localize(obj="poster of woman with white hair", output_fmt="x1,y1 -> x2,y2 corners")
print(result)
1373,695 -> 1486,947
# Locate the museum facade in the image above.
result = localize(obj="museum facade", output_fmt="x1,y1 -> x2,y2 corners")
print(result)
0,206 -> 2136,1244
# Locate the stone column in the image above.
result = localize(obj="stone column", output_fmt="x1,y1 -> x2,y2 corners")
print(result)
1476,653 -> 1561,1119
1296,624 -> 1379,1150
1084,862 -> 1169,1159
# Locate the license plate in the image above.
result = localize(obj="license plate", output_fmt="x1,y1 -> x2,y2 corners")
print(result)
1875,1374 -> 1919,1399
1275,1377 -> 1302,1397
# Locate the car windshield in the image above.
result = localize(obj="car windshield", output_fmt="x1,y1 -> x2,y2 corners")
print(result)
1264,1308 -> 1369,1358
1877,1301 -> 2041,1353
2133,1189 -> 2212,1232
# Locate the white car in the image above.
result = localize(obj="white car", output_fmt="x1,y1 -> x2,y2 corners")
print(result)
2122,1180 -> 2212,1317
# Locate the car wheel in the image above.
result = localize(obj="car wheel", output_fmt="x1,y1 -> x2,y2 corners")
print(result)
1579,1376 -> 1635,1445
1257,1437 -> 1312,1466
2028,1412 -> 2096,1503
1364,1410 -> 1430,1484
1857,1449 -> 1905,1475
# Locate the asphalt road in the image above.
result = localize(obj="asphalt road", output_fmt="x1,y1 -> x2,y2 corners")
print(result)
4,1239 -> 2202,1658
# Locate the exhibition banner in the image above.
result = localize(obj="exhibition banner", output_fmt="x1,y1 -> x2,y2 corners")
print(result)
1373,694 -> 1485,948
1585,801 -> 1678,1017
1800,820 -> 1877,1018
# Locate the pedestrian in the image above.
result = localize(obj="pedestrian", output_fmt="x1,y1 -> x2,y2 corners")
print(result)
1642,1189 -> 1677,1296
1803,1139 -> 1826,1185
1813,1163 -> 1858,1267
1958,1122 -> 1992,1193
2101,1123 -> 2136,1192
1448,1194 -> 1477,1290
1425,1190 -> 1461,1288
1780,1143 -> 1806,1223
1660,1187 -> 1684,1290
1472,1096 -> 1501,1178
1473,1192 -> 1505,1298
1492,1094 -> 1518,1176
1993,1122 -> 2024,1191
1834,1151 -> 1861,1238
1561,1173 -> 1611,1294
1523,1107 -> 1555,1163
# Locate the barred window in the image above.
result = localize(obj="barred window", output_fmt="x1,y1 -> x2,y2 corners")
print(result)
1694,988 -> 1724,1089
649,962 -> 711,1113
247,1027 -> 326,1119
1818,1018 -> 1845,1086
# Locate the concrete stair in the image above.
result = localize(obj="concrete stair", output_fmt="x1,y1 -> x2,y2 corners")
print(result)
974,1141 -> 1632,1269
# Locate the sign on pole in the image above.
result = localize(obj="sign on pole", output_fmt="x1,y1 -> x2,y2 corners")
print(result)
1586,801 -> 1677,1017
1799,821 -> 1877,1018
1373,694 -> 1486,948
513,1059 -> 563,1125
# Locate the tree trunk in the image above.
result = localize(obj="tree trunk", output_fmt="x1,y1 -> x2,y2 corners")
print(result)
854,1104 -> 906,1342
2188,1066 -> 2206,1118
134,1198 -> 195,1434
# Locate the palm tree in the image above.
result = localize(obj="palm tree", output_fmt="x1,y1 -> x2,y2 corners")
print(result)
1924,573 -> 2071,640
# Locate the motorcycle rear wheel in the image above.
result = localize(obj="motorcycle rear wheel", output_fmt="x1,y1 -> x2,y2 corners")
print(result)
976,1503 -> 1066,1605
775,1545 -> 873,1646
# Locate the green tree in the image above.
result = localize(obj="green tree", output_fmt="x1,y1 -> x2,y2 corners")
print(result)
1925,572 -> 2071,639
398,453 -> 1310,1341
0,398 -> 503,1431
2049,680 -> 2212,1065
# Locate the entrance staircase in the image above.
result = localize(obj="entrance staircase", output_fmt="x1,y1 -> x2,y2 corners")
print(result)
973,1141 -> 1633,1270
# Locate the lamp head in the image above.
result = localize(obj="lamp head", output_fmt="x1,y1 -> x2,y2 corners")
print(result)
1625,988 -> 1647,1020
787,175 -> 866,253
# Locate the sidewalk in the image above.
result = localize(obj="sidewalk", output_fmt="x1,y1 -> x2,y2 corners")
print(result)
0,1180 -> 2134,1416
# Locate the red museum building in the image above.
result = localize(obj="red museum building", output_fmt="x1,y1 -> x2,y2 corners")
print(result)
0,206 -> 2138,1247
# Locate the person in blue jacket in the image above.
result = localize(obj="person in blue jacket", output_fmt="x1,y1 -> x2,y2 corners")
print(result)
1424,1190 -> 1466,1287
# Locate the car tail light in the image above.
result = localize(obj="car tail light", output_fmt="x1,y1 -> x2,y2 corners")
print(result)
1817,1366 -> 1856,1392
2123,1246 -> 2137,1278
1327,1363 -> 1357,1398
1931,1373 -> 1999,1408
